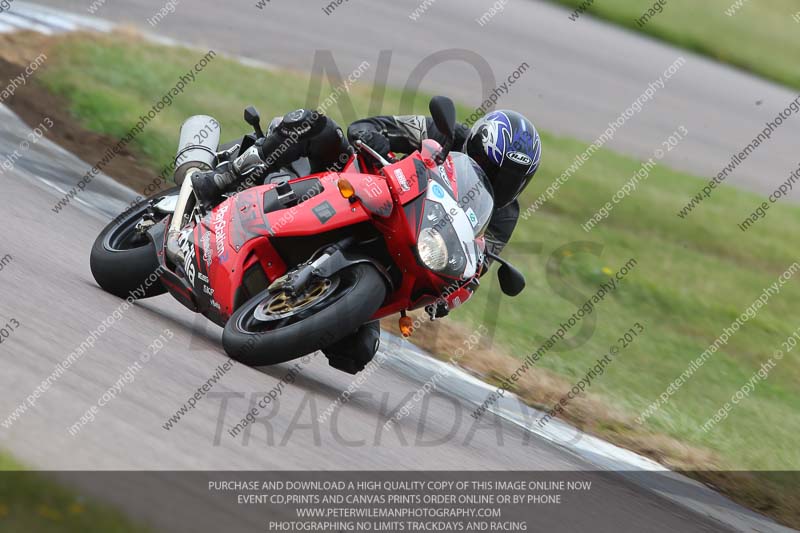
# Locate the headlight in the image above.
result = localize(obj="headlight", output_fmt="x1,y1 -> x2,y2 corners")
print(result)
417,228 -> 449,271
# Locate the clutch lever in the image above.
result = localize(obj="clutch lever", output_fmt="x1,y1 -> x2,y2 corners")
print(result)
216,143 -> 240,160
353,140 -> 392,168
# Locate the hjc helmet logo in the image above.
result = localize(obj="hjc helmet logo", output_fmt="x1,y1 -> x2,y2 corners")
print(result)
507,151 -> 533,166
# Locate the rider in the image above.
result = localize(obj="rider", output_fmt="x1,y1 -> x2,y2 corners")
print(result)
191,106 -> 542,374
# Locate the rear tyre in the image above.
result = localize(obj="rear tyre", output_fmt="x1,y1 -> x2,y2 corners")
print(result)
222,264 -> 386,366
90,188 -> 178,300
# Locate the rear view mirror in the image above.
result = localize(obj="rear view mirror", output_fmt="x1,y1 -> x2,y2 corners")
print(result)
244,105 -> 264,139
498,263 -> 526,297
429,96 -> 457,140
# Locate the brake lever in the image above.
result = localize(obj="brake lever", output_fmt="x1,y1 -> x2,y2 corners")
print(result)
354,140 -> 392,167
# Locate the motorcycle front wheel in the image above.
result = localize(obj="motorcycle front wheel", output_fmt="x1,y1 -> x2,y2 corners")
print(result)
222,264 -> 386,366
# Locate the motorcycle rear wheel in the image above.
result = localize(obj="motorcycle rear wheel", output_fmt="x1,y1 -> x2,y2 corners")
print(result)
90,188 -> 179,300
222,264 -> 386,366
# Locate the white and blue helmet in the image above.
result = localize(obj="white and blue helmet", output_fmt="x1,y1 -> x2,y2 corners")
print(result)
465,110 -> 541,208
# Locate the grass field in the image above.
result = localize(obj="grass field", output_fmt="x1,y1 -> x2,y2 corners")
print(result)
8,31 -> 799,526
0,453 -> 149,532
554,0 -> 800,90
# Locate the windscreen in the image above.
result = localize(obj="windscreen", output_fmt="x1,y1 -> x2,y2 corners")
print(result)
450,152 -> 494,237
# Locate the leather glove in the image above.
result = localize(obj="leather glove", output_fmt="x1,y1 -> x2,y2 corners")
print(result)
277,109 -> 326,140
350,128 -> 391,158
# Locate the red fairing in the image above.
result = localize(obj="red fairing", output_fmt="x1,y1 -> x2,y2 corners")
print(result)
263,174 -> 389,237
167,148 -> 485,327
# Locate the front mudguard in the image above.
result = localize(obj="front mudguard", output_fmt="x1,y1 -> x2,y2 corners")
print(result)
292,247 -> 393,296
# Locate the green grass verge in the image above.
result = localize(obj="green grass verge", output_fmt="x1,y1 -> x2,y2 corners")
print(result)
37,32 -> 800,476
553,0 -> 800,90
0,453 -> 150,532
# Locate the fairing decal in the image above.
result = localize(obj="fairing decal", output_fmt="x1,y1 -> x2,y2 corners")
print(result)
231,190 -> 272,252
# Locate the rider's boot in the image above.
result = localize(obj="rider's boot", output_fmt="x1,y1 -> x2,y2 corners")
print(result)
191,161 -> 239,209
323,321 -> 381,374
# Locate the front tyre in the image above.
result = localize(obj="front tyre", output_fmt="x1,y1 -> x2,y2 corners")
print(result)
222,264 -> 386,366
90,188 -> 178,300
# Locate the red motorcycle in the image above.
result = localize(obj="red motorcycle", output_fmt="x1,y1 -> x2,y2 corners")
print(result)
90,97 -> 525,368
